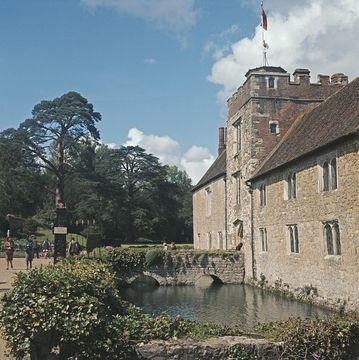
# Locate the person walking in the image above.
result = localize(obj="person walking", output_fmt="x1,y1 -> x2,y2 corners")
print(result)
42,239 -> 50,259
68,237 -> 80,256
25,236 -> 35,270
4,236 -> 15,270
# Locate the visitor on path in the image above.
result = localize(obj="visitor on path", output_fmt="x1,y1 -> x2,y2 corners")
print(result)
25,236 -> 35,270
170,242 -> 177,250
4,236 -> 15,270
34,242 -> 40,259
42,239 -> 50,258
162,242 -> 168,251
68,237 -> 80,256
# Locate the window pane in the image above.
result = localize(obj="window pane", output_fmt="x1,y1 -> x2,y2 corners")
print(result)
287,175 -> 292,199
334,224 -> 341,255
294,225 -> 299,253
268,77 -> 275,88
270,123 -> 277,133
323,162 -> 329,191
325,224 -> 334,255
292,173 -> 297,199
331,158 -> 337,190
289,227 -> 294,253
265,229 -> 268,251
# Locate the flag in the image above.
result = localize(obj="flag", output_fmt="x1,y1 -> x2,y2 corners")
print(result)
261,2 -> 268,31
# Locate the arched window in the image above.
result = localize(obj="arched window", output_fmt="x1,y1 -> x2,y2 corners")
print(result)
333,223 -> 341,255
323,161 -> 329,191
325,224 -> 333,255
331,158 -> 337,190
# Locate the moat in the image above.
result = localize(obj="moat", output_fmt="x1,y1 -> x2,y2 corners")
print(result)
120,283 -> 333,331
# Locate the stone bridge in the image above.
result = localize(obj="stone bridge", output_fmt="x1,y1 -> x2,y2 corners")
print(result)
118,251 -> 245,286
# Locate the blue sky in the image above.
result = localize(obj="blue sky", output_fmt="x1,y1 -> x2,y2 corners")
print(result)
0,0 -> 358,183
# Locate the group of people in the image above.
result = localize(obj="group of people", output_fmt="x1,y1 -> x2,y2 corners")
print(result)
162,242 -> 177,251
3,236 -> 81,270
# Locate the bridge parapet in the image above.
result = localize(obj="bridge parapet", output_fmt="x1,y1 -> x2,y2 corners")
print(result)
118,251 -> 244,286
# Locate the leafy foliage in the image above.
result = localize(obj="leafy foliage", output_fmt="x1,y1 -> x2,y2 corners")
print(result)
145,249 -> 165,267
257,316 -> 359,360
0,260 -> 129,359
105,247 -> 146,273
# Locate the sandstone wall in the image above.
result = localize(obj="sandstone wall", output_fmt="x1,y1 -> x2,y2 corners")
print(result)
137,336 -> 283,360
251,138 -> 359,310
119,252 -> 245,286
193,177 -> 227,250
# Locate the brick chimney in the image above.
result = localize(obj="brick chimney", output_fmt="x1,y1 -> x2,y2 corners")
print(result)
218,127 -> 226,156
293,68 -> 310,85
317,74 -> 330,85
331,73 -> 348,85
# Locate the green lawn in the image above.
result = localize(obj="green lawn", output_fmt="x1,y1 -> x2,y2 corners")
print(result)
35,227 -> 87,247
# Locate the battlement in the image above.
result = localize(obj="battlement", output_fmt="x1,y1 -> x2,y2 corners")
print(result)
227,66 -> 348,117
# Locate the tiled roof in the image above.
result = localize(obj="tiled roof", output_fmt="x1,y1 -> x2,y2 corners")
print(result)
251,77 -> 359,180
192,150 -> 226,192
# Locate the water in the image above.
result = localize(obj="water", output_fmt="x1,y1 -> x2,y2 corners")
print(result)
120,284 -> 333,331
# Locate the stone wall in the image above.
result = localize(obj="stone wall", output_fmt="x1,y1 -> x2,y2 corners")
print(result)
193,176 -> 227,250
137,336 -> 283,360
118,252 -> 245,286
251,138 -> 359,311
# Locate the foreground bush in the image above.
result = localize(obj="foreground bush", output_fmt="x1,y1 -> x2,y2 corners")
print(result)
257,316 -> 359,360
0,260 -> 134,359
0,259 -> 244,359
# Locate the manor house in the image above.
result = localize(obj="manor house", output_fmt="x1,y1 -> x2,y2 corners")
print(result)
192,66 -> 359,310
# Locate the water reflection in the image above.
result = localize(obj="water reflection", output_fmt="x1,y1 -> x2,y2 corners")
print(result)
120,284 -> 332,331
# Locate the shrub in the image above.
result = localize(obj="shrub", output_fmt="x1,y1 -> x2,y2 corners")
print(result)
145,249 -> 164,268
257,315 -> 359,360
0,259 -> 134,359
105,247 -> 146,273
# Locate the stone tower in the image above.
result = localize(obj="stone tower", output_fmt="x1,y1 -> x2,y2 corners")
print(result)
225,66 -> 348,279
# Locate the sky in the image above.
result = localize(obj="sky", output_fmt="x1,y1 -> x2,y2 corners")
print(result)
0,0 -> 358,183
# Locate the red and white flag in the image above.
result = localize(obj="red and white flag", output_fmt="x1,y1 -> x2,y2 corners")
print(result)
261,2 -> 268,31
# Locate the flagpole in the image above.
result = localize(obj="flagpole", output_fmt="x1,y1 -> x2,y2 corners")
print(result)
261,1 -> 269,66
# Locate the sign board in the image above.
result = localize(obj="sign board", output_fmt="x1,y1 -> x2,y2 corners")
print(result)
53,227 -> 68,235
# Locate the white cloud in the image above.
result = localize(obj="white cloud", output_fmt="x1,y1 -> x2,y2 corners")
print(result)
208,0 -> 359,102
144,58 -> 158,65
81,0 -> 197,34
124,128 -> 181,166
123,128 -> 215,184
181,146 -> 215,184
105,142 -> 117,149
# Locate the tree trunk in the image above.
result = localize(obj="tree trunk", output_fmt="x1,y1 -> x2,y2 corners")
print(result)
55,142 -> 65,206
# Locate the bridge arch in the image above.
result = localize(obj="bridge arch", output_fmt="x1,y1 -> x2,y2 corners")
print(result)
195,274 -> 223,287
126,272 -> 166,286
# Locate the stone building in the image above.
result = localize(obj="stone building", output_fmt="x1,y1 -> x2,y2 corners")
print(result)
192,128 -> 227,250
192,66 -> 359,309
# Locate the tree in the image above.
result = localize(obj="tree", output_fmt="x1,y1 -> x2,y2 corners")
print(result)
0,130 -> 44,221
18,92 -> 101,205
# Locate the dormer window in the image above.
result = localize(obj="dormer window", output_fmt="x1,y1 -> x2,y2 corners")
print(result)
268,77 -> 275,88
